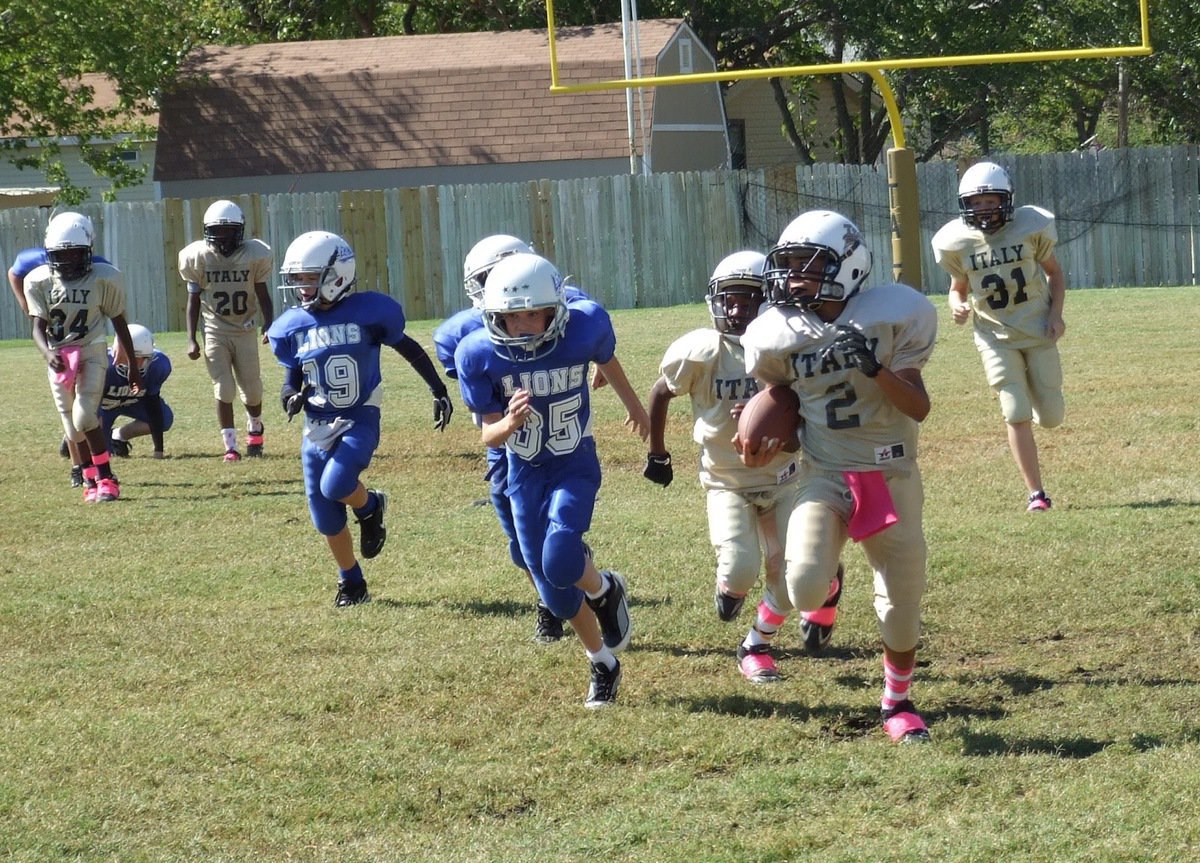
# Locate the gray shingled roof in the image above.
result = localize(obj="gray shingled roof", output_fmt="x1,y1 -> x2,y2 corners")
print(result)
155,21 -> 681,181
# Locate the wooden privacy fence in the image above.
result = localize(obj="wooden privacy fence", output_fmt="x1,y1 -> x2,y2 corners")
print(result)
1,145 -> 1196,342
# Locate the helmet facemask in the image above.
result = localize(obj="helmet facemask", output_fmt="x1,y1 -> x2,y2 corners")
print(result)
708,281 -> 764,335
204,223 -> 245,257
959,191 -> 1013,232
480,253 -> 570,362
47,246 -> 93,282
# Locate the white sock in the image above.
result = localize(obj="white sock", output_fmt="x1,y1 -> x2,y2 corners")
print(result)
584,571 -> 611,600
247,416 -> 263,434
586,646 -> 617,670
112,427 -> 128,442
221,428 -> 237,451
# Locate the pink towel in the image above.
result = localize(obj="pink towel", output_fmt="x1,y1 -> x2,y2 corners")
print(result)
843,470 -> 899,541
53,345 -> 82,387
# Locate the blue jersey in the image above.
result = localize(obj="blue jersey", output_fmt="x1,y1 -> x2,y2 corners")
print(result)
8,247 -> 110,279
433,287 -> 593,380
101,349 -> 171,409
267,292 -> 407,419
455,299 -> 616,478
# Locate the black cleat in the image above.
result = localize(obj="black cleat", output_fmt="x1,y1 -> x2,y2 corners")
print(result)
800,563 -> 844,656
586,571 -> 631,653
714,587 -> 746,622
533,602 -> 565,643
69,465 -> 83,488
356,490 -> 388,559
334,580 -> 371,608
109,438 -> 131,458
59,437 -> 70,458
585,659 -> 621,708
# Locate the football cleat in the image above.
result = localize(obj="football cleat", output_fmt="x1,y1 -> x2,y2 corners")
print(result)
585,659 -> 621,708
109,438 -> 131,458
59,437 -> 70,458
737,642 -> 782,684
223,449 -> 242,462
1027,490 -> 1052,512
714,587 -> 746,622
356,490 -> 388,559
69,465 -> 84,488
95,477 -> 120,502
533,602 -> 565,643
800,563 -> 844,656
587,571 -> 631,653
246,428 -> 265,457
882,699 -> 931,743
334,580 -> 371,608
82,480 -> 99,503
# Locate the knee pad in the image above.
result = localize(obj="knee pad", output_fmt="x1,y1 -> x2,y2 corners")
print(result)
542,526 -> 586,591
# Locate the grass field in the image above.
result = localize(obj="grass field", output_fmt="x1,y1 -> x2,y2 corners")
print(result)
2,287 -> 1199,862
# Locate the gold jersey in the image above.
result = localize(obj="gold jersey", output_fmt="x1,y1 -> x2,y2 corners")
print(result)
659,328 -> 798,491
23,262 -> 127,350
931,205 -> 1058,348
742,283 -> 937,475
178,238 -> 273,334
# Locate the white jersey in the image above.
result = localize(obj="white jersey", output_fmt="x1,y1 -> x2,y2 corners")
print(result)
23,262 -> 127,350
178,238 -> 273,334
931,205 -> 1058,349
742,283 -> 937,474
659,328 -> 798,492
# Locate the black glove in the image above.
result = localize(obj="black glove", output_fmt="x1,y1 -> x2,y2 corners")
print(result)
643,452 -> 673,487
283,383 -> 314,422
433,393 -> 454,431
828,325 -> 882,378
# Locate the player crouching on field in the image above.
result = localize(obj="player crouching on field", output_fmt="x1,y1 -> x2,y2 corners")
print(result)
454,253 -> 649,708
100,324 -> 174,461
644,250 -> 844,684
738,210 -> 937,743
267,231 -> 453,608
24,212 -> 143,503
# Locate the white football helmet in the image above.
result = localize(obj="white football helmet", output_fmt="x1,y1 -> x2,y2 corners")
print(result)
765,210 -> 872,309
279,231 -> 357,311
707,250 -> 766,336
463,234 -> 535,308
203,200 -> 246,256
481,252 -> 570,362
44,212 -> 94,281
113,324 -> 156,378
958,162 -> 1014,231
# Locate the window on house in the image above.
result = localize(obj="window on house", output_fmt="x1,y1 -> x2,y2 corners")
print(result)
728,120 -> 747,170
679,38 -> 693,74
117,150 -> 138,162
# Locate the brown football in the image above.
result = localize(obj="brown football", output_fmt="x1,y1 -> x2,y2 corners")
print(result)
737,385 -> 801,454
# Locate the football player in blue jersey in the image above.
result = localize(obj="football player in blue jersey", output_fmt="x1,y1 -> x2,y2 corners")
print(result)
100,324 -> 174,462
433,234 -> 623,645
267,231 -> 453,608
7,217 -> 113,477
455,252 -> 649,708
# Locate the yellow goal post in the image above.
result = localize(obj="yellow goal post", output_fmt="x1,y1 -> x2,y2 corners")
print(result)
543,0 -> 1152,290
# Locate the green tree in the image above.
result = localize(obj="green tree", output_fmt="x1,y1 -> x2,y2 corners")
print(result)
0,1 -> 196,202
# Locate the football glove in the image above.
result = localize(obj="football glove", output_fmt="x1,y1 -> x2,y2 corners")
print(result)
283,383 -> 314,422
643,452 -> 673,487
828,325 -> 881,378
433,393 -> 454,431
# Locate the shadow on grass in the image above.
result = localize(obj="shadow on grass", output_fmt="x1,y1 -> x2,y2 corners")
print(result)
960,732 -> 1110,758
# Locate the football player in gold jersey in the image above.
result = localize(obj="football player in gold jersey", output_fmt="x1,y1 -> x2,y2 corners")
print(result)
645,251 -> 844,684
740,210 -> 937,743
24,213 -> 143,502
932,162 -> 1066,512
180,200 -> 274,461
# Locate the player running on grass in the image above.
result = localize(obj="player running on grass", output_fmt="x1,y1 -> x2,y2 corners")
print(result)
739,209 -> 938,742
268,231 -> 453,608
644,250 -> 844,684
932,161 -> 1067,512
454,252 -> 648,708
